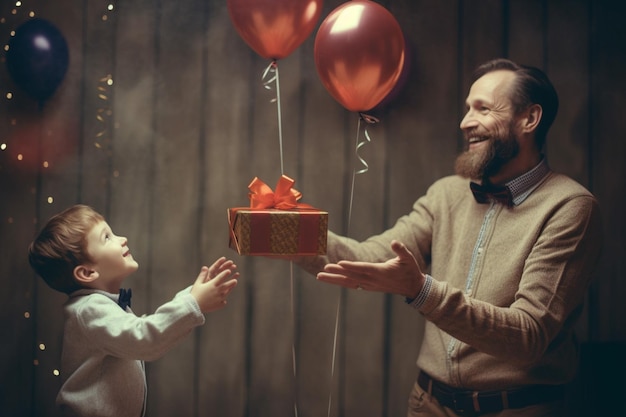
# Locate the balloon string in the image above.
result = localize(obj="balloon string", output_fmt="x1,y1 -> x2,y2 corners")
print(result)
290,261 -> 299,417
262,60 -> 285,175
327,291 -> 341,417
268,61 -> 293,415
329,113 -> 379,417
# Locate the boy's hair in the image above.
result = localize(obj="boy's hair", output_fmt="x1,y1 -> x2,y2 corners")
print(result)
28,205 -> 104,294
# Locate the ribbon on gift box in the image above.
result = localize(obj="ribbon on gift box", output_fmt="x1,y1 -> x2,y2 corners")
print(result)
228,175 -> 326,255
248,174 -> 311,209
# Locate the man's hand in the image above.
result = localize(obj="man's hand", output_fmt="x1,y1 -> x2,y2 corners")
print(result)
316,240 -> 425,299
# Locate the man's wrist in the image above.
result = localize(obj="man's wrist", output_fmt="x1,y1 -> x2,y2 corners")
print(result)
405,274 -> 432,309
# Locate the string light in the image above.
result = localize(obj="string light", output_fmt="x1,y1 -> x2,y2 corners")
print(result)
95,74 -> 113,150
0,0 -> 116,390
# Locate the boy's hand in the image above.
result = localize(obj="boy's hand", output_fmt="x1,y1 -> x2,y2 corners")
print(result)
190,258 -> 239,313
205,256 -> 238,281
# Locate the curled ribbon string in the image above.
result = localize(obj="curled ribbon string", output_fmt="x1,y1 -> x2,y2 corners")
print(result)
347,113 -> 380,235
262,60 -> 285,175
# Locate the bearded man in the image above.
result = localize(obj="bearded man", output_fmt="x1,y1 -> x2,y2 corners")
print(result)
295,58 -> 603,417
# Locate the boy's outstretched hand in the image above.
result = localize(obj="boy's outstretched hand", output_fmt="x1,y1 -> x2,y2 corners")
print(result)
190,257 -> 239,313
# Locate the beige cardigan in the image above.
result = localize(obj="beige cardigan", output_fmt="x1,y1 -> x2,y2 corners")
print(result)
302,171 -> 602,390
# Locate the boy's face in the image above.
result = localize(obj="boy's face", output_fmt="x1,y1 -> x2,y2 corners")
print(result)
82,220 -> 139,292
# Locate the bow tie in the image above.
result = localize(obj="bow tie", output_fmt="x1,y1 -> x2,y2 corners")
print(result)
470,181 -> 513,206
118,288 -> 132,310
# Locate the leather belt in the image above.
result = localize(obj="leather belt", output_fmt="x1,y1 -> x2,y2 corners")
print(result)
417,371 -> 564,417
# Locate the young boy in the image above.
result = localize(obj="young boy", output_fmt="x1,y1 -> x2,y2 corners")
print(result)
28,204 -> 239,417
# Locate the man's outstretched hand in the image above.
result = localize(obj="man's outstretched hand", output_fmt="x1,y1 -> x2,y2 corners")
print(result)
316,240 -> 425,299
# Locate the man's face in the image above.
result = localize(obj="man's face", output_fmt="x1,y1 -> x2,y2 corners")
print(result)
455,70 -> 520,180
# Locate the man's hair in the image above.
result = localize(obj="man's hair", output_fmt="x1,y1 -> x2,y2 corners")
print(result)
472,58 -> 559,150
28,205 -> 104,294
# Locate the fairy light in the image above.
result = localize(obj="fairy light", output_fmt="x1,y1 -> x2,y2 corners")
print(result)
95,74 -> 113,149
0,0 -> 114,386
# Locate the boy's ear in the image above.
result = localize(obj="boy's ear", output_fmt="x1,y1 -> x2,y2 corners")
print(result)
74,265 -> 99,283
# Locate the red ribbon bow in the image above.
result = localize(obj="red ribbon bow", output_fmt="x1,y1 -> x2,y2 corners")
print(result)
248,175 -> 306,210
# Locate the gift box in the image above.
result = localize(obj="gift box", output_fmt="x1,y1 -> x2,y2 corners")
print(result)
228,176 -> 328,256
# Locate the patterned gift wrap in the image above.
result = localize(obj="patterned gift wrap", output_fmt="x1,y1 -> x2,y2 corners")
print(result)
228,208 -> 328,255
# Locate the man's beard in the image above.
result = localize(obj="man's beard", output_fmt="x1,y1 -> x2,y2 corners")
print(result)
454,124 -> 520,180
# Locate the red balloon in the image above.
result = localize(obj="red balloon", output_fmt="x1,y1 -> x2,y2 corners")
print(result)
227,0 -> 324,60
314,1 -> 405,112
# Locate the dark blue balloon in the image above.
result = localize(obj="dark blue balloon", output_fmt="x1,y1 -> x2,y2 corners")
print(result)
6,18 -> 69,103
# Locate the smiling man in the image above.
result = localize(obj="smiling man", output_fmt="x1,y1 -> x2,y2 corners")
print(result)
294,59 -> 603,417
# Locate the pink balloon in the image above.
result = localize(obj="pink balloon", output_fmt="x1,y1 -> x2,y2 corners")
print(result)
228,0 -> 324,60
314,1 -> 405,112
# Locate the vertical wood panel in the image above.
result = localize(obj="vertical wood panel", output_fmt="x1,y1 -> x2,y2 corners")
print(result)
589,0 -> 626,341
145,1 -> 205,415
31,1 -> 85,414
545,0 -> 592,341
382,0 -> 461,415
295,2 -> 350,415
0,3 -> 41,415
199,2 -> 254,416
109,0 -> 158,319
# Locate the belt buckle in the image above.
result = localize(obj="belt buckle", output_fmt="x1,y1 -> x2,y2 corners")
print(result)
452,393 -> 466,414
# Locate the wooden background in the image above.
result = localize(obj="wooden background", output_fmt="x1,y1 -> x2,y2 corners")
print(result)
1,0 -> 625,416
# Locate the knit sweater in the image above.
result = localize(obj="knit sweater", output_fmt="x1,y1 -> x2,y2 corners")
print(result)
56,287 -> 205,417
302,171 -> 602,390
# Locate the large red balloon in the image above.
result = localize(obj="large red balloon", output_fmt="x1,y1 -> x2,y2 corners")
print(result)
314,1 -> 405,112
228,0 -> 324,60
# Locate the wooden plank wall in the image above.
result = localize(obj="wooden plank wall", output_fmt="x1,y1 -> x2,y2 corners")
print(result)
1,0 -> 624,416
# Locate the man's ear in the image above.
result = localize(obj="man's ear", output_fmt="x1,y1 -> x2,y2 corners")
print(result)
519,104 -> 542,133
74,265 -> 99,284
